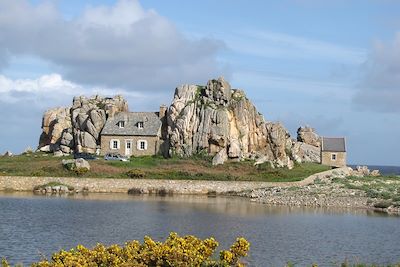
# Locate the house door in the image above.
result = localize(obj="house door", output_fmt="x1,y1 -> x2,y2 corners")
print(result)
125,140 -> 132,156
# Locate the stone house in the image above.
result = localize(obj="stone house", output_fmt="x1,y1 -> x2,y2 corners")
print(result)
320,137 -> 346,167
100,106 -> 167,157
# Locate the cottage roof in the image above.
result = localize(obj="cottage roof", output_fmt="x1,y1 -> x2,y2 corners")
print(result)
321,137 -> 346,152
101,112 -> 161,136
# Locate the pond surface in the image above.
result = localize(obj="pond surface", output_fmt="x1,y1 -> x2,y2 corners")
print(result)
0,192 -> 399,266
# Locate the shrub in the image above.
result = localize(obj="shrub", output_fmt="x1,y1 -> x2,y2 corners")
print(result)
62,163 -> 75,171
75,167 -> 89,176
0,233 -> 250,267
31,170 -> 45,177
366,189 -> 379,198
126,169 -> 145,178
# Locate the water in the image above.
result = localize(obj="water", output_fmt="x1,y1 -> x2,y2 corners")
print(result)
0,193 -> 399,267
349,165 -> 400,175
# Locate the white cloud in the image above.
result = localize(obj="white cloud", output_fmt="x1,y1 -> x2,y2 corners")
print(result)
0,72 -> 173,153
353,32 -> 400,112
0,0 -> 226,91
80,0 -> 151,31
225,29 -> 366,65
0,73 -> 147,105
0,74 -> 77,94
232,71 -> 353,100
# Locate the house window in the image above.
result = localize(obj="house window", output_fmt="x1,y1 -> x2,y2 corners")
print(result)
331,153 -> 337,161
137,140 -> 147,150
118,121 -> 125,128
138,121 -> 144,129
110,139 -> 120,150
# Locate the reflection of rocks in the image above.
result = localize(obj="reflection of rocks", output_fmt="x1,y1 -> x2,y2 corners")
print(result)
34,185 -> 73,195
33,184 -> 89,195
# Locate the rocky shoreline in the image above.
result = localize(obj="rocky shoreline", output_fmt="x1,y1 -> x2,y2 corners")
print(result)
234,168 -> 400,215
1,166 -> 399,214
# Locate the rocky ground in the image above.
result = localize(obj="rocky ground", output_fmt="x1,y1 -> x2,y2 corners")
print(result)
236,168 -> 400,214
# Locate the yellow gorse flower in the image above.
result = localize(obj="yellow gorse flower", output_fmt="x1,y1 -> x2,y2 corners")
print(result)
1,233 -> 250,267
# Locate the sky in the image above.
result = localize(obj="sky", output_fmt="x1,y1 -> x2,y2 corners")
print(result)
0,0 -> 399,165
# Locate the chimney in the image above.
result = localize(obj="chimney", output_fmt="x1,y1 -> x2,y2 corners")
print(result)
159,105 -> 167,119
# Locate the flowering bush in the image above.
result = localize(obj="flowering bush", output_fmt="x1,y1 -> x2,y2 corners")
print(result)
126,169 -> 146,178
2,233 -> 250,267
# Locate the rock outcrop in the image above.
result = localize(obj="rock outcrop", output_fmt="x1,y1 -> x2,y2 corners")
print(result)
38,95 -> 128,154
3,151 -> 13,157
62,158 -> 91,171
37,77 -> 324,168
290,126 -> 322,164
350,166 -> 381,177
297,126 -> 320,147
291,142 -> 321,164
166,77 -> 297,167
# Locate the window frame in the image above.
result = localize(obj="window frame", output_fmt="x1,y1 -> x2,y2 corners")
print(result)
331,153 -> 337,161
110,139 -> 120,150
118,121 -> 125,128
137,121 -> 144,129
137,140 -> 147,151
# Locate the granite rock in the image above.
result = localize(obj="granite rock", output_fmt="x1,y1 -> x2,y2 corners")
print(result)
38,95 -> 128,154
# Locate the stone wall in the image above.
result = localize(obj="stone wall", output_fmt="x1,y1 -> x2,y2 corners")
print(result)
321,151 -> 346,167
0,167 -> 350,194
100,135 -> 159,156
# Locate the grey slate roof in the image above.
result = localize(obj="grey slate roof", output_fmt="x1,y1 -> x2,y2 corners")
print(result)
321,137 -> 346,152
101,112 -> 161,136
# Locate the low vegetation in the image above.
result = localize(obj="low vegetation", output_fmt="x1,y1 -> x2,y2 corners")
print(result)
1,233 -> 250,267
0,152 -> 330,182
125,168 -> 146,178
332,175 -> 400,208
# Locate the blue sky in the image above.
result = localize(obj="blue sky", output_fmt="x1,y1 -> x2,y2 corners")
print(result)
0,0 -> 399,165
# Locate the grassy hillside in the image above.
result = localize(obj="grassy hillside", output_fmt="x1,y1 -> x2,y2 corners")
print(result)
0,152 -> 330,182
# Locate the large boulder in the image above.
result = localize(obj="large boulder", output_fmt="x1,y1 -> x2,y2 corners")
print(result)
166,77 -> 295,167
37,78 -> 323,169
297,126 -> 320,147
62,158 -> 91,171
39,107 -> 71,148
3,151 -> 13,156
291,142 -> 321,163
38,95 -> 128,154
212,149 -> 228,166
75,158 -> 91,171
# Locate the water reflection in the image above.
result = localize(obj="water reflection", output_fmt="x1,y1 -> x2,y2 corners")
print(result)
0,192 -> 399,266
1,192 -> 395,218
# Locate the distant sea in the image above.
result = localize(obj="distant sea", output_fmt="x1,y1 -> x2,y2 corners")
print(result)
349,165 -> 400,175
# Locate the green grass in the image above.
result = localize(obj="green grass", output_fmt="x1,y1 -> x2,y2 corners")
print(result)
252,162 -> 330,182
0,153 -> 330,182
333,174 -> 400,207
